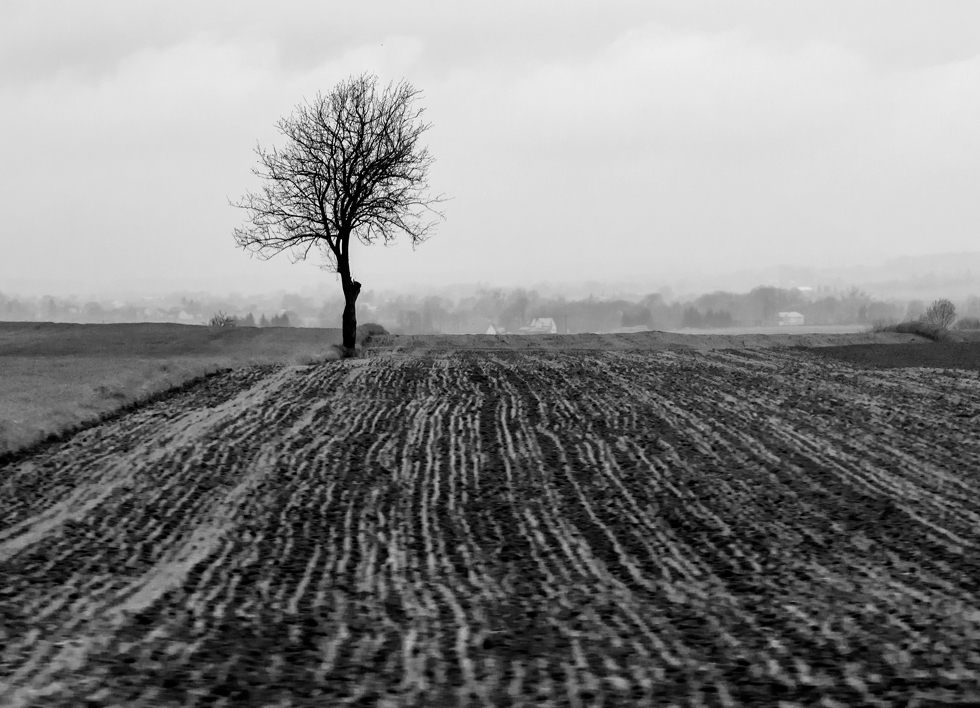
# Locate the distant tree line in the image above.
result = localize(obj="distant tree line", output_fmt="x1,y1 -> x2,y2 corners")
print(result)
0,292 -> 307,327
220,312 -> 292,327
681,307 -> 734,329
372,287 -> 922,334
371,287 -> 980,334
5,288 -> 980,334
208,311 -> 292,328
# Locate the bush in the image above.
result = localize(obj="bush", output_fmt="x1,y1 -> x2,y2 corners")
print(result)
882,320 -> 951,342
870,318 -> 898,332
923,298 -> 956,329
358,323 -> 388,336
955,316 -> 980,330
208,311 -> 237,328
356,322 -> 389,347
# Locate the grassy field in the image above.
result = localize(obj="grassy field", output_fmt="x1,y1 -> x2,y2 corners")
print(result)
2,334 -> 980,705
0,322 -> 348,456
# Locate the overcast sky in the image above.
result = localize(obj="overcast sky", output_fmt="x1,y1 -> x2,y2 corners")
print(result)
3,1 -> 979,298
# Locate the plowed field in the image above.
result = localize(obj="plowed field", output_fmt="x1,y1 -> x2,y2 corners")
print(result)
2,347 -> 979,707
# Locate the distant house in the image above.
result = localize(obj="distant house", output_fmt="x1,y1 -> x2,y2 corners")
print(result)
518,317 -> 558,334
778,311 -> 805,326
532,317 -> 557,333
486,324 -> 505,335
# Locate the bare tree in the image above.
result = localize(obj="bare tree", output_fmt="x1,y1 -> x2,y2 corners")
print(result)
232,73 -> 445,355
924,298 -> 956,329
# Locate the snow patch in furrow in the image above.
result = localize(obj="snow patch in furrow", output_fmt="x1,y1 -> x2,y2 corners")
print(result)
769,418 -> 978,552
793,400 -> 980,535
0,452 -> 146,562
142,365 -> 298,453
0,445 -> 279,707
0,367 -> 299,563
109,443 -> 279,618
522,507 -> 577,591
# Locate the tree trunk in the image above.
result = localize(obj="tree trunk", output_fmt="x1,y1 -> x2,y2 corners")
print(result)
341,276 -> 361,356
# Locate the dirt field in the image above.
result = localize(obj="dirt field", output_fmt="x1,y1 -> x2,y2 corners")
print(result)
2,322 -> 947,458
2,342 -> 979,706
807,342 -> 980,373
368,329 -> 938,354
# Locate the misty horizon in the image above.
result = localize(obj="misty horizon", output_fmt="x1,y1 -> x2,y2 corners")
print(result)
5,255 -> 980,338
5,248 -> 980,306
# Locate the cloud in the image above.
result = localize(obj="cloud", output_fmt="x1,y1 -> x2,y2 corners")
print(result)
438,22 -> 980,174
5,33 -> 426,147
411,24 -> 980,280
437,26 -> 868,157
883,54 -> 980,170
2,7 -> 979,296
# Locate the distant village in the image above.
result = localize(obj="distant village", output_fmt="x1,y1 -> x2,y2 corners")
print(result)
4,285 -> 979,334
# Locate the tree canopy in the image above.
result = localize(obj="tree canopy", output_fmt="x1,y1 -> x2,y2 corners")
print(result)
232,73 -> 444,353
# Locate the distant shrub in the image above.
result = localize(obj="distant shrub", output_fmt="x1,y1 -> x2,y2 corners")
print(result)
292,353 -> 326,366
923,298 -> 956,329
208,311 -> 237,328
358,323 -> 388,337
955,316 -> 980,330
870,318 -> 898,333
882,320 -> 951,342
94,384 -> 127,400
357,322 -> 389,347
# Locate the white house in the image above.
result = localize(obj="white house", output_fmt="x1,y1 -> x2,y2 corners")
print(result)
518,317 -> 558,334
778,311 -> 805,326
486,324 -> 505,335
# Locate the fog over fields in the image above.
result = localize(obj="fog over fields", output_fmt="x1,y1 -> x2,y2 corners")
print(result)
4,250 -> 980,336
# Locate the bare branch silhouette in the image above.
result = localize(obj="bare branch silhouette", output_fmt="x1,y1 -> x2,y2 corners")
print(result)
232,73 -> 446,354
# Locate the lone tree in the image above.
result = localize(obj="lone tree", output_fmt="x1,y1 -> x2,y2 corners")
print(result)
233,73 -> 444,355
924,298 -> 956,329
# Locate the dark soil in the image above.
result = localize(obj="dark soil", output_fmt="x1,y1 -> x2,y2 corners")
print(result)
804,341 -> 980,372
3,348 -> 980,706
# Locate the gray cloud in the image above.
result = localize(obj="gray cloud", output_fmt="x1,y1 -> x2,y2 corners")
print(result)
2,1 -> 979,297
